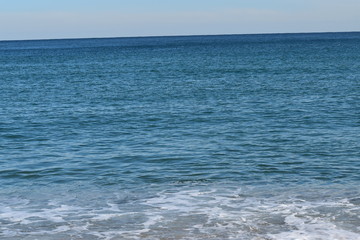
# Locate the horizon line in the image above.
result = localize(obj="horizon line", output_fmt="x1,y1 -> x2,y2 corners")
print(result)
1,30 -> 359,42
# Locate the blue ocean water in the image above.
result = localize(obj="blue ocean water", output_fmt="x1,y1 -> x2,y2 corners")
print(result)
0,32 -> 360,239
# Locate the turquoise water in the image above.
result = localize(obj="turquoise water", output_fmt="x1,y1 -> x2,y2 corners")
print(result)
1,32 -> 360,239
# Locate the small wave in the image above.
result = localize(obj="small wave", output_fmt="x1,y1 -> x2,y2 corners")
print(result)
1,185 -> 360,239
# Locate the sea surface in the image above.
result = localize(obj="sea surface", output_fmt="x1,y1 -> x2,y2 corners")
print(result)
1,32 -> 360,239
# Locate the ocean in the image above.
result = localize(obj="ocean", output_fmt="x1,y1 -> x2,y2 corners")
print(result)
0,32 -> 360,239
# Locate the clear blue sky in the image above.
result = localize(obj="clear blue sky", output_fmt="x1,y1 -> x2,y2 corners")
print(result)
1,0 -> 359,40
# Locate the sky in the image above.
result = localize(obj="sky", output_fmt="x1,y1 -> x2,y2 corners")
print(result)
0,0 -> 359,40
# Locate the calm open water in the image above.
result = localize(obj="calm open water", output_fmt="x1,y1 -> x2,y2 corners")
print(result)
1,32 -> 360,239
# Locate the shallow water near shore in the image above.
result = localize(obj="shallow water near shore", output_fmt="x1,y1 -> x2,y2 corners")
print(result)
1,32 -> 360,239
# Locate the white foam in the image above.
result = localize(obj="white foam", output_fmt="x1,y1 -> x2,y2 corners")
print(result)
1,186 -> 360,239
140,187 -> 360,239
142,215 -> 164,231
269,217 -> 360,240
